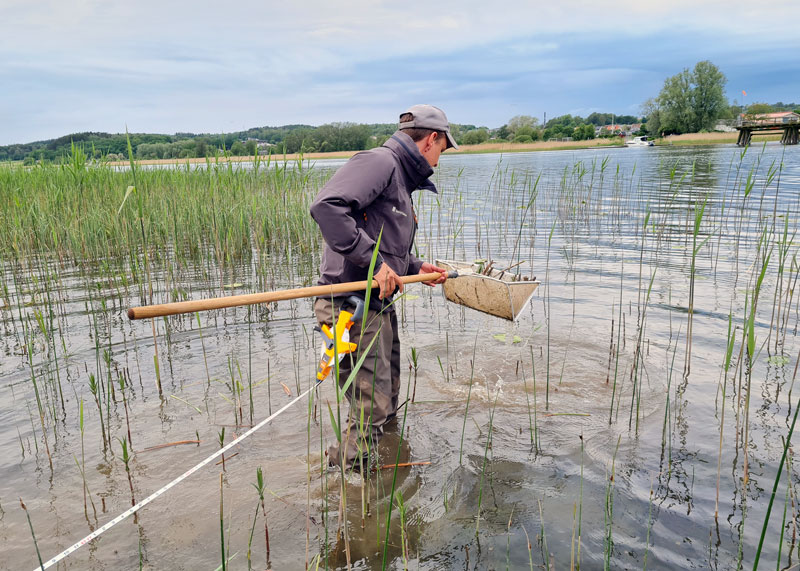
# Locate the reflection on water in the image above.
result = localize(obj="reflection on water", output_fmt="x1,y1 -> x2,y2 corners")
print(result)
2,143 -> 800,569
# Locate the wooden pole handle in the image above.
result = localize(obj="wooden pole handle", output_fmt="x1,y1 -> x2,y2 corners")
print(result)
127,271 -> 454,320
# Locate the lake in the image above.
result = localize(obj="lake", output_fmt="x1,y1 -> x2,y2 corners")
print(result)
2,141 -> 799,569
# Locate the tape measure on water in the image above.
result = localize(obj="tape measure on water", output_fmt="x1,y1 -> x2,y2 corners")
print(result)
36,381 -> 321,571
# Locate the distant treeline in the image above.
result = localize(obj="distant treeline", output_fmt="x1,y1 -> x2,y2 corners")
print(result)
3,97 -> 796,163
0,123 -> 400,163
0,111 -> 633,163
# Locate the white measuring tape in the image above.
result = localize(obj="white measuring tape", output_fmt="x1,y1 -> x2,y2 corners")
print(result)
36,381 -> 320,571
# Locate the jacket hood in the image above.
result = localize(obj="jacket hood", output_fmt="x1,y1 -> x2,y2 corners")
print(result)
384,131 -> 438,194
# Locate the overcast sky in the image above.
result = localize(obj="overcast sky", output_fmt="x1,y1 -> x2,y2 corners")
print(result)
1,0 -> 799,145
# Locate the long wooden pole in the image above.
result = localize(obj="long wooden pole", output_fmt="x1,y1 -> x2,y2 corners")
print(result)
127,272 -> 453,320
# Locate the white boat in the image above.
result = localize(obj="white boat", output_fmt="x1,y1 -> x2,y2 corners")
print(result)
625,136 -> 654,147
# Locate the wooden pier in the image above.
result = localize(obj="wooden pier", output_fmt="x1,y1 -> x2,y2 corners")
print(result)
735,112 -> 800,146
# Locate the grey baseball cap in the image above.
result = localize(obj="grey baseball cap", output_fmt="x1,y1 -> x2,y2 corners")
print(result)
399,104 -> 459,150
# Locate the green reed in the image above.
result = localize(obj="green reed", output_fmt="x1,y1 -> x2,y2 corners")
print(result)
775,449 -> 794,569
574,434 -> 584,570
519,359 -> 536,450
381,362 -> 414,571
248,466 -> 270,570
74,399 -> 96,522
684,193 -> 709,377
538,498 -> 550,568
608,256 -> 624,426
505,508 -> 513,569
24,325 -> 54,470
410,347 -> 419,403
20,498 -> 44,570
218,428 -> 226,471
644,479 -> 654,571
458,334 -> 479,465
603,437 -> 621,571
394,490 -> 408,568
544,220 -> 556,410
753,391 -> 800,569
219,473 -> 227,571
118,436 -> 136,508
522,525 -> 534,571
475,387 -> 499,536
529,347 -> 540,452
628,269 -> 656,433
715,313 -> 736,520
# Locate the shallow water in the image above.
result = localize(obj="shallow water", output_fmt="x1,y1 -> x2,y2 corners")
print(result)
2,142 -> 800,569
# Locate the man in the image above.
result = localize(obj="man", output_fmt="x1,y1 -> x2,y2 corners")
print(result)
310,104 -> 457,470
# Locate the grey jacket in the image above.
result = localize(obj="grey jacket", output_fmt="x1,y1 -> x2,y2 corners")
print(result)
310,131 -> 438,306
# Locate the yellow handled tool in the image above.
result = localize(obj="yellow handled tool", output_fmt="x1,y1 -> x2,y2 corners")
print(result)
315,296 -> 365,382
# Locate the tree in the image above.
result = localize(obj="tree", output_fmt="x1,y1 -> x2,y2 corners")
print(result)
572,124 -> 595,141
507,115 -> 539,138
449,123 -> 464,143
195,138 -> 208,157
658,69 -> 694,134
514,125 -> 540,141
586,112 -> 611,126
584,112 -> 638,127
546,114 -> 578,129
650,61 -> 728,134
462,128 -> 489,145
641,98 -> 662,137
746,102 -> 774,115
692,60 -> 728,130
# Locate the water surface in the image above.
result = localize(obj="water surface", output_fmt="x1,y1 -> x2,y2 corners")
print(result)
2,142 -> 800,569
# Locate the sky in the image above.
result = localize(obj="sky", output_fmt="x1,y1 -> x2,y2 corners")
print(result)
1,0 -> 799,146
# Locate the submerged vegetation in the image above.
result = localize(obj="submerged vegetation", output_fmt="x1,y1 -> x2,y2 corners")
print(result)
1,142 -> 800,569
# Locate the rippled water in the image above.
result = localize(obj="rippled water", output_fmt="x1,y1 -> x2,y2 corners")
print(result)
2,142 -> 800,569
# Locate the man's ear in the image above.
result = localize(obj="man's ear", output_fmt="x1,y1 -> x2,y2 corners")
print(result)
425,131 -> 439,151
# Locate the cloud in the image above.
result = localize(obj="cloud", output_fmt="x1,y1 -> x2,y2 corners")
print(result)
1,1 -> 799,144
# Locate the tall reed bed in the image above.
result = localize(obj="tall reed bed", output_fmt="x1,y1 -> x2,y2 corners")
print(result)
0,154 -> 322,274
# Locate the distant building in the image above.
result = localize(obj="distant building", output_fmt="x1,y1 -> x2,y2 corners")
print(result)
256,141 -> 275,155
598,124 -> 630,136
739,111 -> 800,126
756,111 -> 799,122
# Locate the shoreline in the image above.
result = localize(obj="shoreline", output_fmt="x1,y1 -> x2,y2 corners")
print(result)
96,132 -> 784,167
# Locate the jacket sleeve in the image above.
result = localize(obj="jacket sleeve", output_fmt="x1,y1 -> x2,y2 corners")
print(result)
310,152 -> 394,268
407,252 -> 423,275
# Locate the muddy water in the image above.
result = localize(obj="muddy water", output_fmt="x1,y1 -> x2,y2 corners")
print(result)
2,143 -> 800,569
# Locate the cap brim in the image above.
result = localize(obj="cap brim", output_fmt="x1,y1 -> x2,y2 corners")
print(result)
445,131 -> 459,150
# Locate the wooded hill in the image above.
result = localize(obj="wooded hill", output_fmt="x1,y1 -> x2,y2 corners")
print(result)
0,114 -> 623,163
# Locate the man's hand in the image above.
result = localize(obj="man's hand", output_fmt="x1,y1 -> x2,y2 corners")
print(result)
374,262 -> 404,299
419,262 -> 448,286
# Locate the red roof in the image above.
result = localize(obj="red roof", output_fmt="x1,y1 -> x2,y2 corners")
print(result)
756,112 -> 799,118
